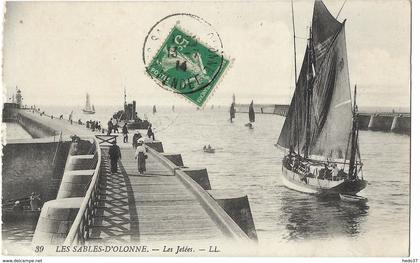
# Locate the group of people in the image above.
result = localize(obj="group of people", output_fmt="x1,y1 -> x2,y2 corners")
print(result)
86,120 -> 102,132
203,144 -> 213,151
107,121 -> 155,176
108,133 -> 148,175
284,153 -> 346,182
122,123 -> 155,145
107,118 -> 119,134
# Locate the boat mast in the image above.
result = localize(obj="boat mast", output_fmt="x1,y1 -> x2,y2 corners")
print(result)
290,0 -> 300,155
85,93 -> 90,110
124,87 -> 127,108
291,0 -> 298,87
304,27 -> 314,159
348,85 -> 359,178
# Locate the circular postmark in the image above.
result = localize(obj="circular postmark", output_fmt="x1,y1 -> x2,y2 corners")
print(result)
142,13 -> 229,106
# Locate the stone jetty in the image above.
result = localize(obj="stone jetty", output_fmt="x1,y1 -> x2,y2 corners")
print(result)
2,107 -> 257,253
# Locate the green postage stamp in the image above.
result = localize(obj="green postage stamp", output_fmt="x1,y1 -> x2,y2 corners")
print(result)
146,26 -> 229,107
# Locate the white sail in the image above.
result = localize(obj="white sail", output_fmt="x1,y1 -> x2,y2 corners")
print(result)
83,93 -> 95,113
85,93 -> 91,111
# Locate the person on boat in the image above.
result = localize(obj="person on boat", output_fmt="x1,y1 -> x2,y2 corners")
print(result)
108,141 -> 121,174
147,124 -> 155,141
338,168 -> 347,180
332,164 -> 339,181
122,123 -> 129,143
292,157 -> 299,172
12,200 -> 23,213
135,138 -> 148,174
30,192 -> 41,211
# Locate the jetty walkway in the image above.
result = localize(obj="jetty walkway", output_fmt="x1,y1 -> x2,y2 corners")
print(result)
6,109 -> 251,246
90,143 -> 229,243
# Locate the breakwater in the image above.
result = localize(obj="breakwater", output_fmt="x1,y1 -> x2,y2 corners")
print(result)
235,104 -> 410,135
3,106 -> 58,138
3,108 -> 256,251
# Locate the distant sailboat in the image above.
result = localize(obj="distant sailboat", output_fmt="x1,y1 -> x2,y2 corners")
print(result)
82,93 -> 95,114
245,100 -> 255,128
153,105 -> 157,114
229,93 -> 236,123
172,105 -> 175,112
276,0 -> 366,196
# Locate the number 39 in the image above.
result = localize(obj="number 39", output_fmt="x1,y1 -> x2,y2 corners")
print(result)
35,245 -> 44,253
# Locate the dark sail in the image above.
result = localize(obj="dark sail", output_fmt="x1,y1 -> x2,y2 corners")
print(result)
277,0 -> 353,160
249,100 -> 255,123
230,103 -> 235,119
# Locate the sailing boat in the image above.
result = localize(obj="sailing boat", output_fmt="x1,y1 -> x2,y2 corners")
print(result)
82,93 -> 95,114
245,100 -> 255,128
229,93 -> 236,123
276,0 -> 366,196
153,105 -> 157,114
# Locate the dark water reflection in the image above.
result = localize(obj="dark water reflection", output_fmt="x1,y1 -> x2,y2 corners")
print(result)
280,191 -> 369,240
2,215 -> 38,247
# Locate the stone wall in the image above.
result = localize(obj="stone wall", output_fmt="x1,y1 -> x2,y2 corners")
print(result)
16,113 -> 57,138
2,141 -> 71,202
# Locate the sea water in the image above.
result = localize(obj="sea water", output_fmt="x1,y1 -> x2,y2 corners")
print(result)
3,105 -> 410,255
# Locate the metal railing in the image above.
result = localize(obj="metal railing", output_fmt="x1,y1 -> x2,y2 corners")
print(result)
63,136 -> 102,245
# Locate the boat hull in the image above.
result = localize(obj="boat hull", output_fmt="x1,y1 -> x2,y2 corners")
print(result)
339,194 -> 368,203
82,109 -> 95,114
281,166 -> 367,196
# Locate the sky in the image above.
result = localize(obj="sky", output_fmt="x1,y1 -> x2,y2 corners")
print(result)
2,0 -> 411,107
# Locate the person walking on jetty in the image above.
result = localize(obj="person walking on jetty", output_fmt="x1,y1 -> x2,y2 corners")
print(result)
132,131 -> 142,149
122,123 -> 129,143
147,124 -> 155,141
108,141 -> 121,173
135,138 -> 147,174
107,118 -> 113,135
112,118 -> 119,133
